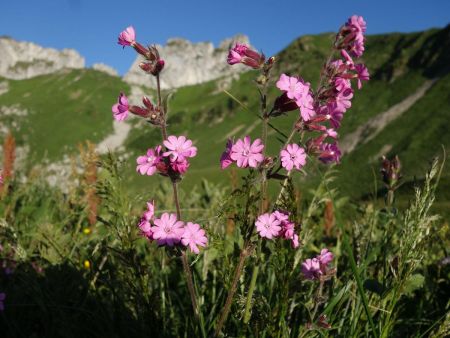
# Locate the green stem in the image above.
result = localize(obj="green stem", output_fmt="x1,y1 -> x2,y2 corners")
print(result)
243,241 -> 261,323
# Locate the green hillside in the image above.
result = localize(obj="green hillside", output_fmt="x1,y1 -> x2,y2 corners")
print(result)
0,26 -> 449,205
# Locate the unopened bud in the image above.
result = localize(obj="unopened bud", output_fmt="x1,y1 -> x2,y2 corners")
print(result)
151,59 -> 165,76
129,105 -> 149,117
142,96 -> 154,110
132,42 -> 150,58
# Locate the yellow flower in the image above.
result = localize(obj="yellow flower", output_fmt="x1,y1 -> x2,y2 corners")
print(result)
83,260 -> 91,269
83,227 -> 91,235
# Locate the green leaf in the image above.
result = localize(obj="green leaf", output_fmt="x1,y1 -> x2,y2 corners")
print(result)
404,273 -> 425,295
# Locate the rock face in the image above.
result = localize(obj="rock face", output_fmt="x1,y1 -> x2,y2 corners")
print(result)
0,37 -> 85,79
92,63 -> 119,77
124,35 -> 250,89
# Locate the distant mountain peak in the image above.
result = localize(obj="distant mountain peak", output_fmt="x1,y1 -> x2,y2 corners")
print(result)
0,37 -> 85,80
123,34 -> 251,90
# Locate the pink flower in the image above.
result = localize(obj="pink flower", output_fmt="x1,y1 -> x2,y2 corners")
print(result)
326,129 -> 338,139
118,26 -> 136,47
276,74 -> 307,100
0,292 -> 5,311
151,213 -> 185,246
138,218 -> 152,238
280,144 -> 307,171
302,258 -> 321,280
136,146 -> 162,176
347,15 -> 367,33
227,43 -> 248,64
181,222 -> 208,254
293,81 -> 315,121
220,139 -> 234,169
334,87 -> 353,113
230,136 -> 264,168
163,136 -> 197,161
281,221 -> 300,248
321,104 -> 344,129
255,213 -> 281,239
340,49 -> 354,69
317,249 -> 334,267
273,210 -> 290,223
143,200 -> 155,221
227,43 -> 265,69
319,142 -> 342,164
112,92 -> 130,121
355,64 -> 370,89
170,157 -> 190,174
334,77 -> 352,92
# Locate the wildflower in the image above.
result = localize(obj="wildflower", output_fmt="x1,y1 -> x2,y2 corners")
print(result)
138,200 -> 155,238
143,200 -> 155,221
112,92 -> 130,121
334,87 -> 353,113
302,258 -> 321,280
347,15 -> 367,33
272,210 -> 290,223
136,146 -> 162,175
170,157 -> 190,174
220,139 -> 234,169
326,128 -> 338,139
118,26 -> 136,47
227,43 -> 265,69
83,227 -> 91,235
255,213 -> 282,239
355,64 -> 369,89
318,142 -> 342,164
280,143 -> 307,171
0,292 -> 5,311
181,222 -> 208,254
138,217 -> 152,238
317,248 -> 334,267
281,221 -> 300,248
334,77 -> 352,92
230,136 -> 264,168
276,74 -> 307,100
163,136 -> 197,161
83,260 -> 91,269
151,213 -> 185,246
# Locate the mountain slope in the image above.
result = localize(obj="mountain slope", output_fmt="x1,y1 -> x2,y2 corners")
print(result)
0,26 -> 448,203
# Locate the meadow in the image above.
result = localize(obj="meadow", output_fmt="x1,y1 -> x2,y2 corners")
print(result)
0,17 -> 449,338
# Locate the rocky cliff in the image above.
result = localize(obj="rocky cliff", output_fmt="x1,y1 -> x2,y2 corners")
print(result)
0,36 -> 85,79
123,35 -> 250,89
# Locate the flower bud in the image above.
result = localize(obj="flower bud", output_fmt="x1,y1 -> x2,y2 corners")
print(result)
129,105 -> 149,117
142,96 -> 154,110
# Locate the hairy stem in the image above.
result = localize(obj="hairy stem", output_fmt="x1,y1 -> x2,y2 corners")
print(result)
155,72 -> 200,323
214,246 -> 250,336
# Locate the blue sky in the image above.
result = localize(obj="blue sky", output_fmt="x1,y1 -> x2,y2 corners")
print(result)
1,0 -> 449,75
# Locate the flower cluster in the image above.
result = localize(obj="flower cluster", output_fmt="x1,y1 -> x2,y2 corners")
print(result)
137,136 -> 197,178
276,74 -> 315,121
137,202 -> 207,254
335,15 -> 367,58
118,26 -> 164,75
220,136 -> 264,169
301,249 -> 334,280
227,43 -> 265,69
255,210 -> 300,248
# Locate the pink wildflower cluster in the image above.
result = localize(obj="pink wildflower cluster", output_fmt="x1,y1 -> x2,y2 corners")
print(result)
137,202 -> 207,254
137,135 -> 197,177
255,210 -> 299,248
270,15 -> 368,165
117,26 -> 164,75
301,249 -> 334,280
112,93 -> 164,123
227,43 -> 265,69
220,136 -> 264,169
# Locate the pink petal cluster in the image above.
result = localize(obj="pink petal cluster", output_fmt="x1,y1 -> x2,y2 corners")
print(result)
301,248 -> 334,280
138,200 -> 155,238
181,222 -> 208,254
280,144 -> 307,171
118,26 -> 136,47
221,136 -> 264,169
112,93 -> 130,121
136,136 -> 196,177
299,16 -> 369,165
256,210 -> 300,248
227,43 -> 265,69
220,139 -> 234,169
276,74 -> 315,121
136,207 -> 208,254
163,136 -> 197,161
